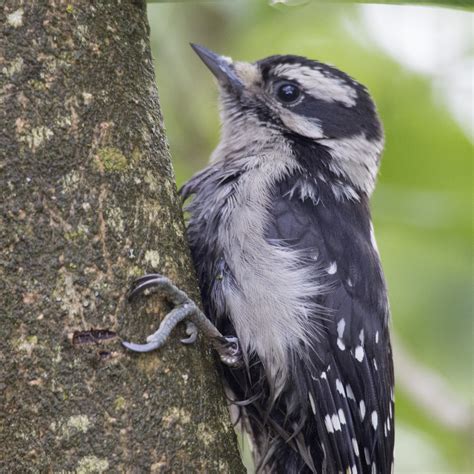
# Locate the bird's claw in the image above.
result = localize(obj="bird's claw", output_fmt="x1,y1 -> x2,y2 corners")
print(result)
123,273 -> 242,368
215,336 -> 242,368
127,273 -> 167,301
180,321 -> 198,345
121,339 -> 161,353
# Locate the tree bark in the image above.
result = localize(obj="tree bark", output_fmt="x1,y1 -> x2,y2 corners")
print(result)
0,1 -> 244,472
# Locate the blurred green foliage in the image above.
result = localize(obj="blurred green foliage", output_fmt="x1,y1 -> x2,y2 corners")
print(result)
147,0 -> 474,10
147,2 -> 472,472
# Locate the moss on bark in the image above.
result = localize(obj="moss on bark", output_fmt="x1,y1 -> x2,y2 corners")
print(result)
0,1 -> 244,472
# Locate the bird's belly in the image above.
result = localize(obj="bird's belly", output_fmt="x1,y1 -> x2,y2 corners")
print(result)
216,205 -> 323,388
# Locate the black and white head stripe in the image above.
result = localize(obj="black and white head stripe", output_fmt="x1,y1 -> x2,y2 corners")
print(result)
256,55 -> 383,141
213,54 -> 384,196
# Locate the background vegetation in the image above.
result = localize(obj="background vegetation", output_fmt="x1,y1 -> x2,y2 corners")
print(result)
147,2 -> 472,472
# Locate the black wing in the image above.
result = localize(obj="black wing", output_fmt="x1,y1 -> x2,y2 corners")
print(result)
265,176 -> 395,474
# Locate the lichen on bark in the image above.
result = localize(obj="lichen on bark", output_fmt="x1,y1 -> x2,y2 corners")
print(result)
0,1 -> 244,472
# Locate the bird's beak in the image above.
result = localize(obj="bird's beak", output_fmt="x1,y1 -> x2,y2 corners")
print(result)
190,43 -> 244,93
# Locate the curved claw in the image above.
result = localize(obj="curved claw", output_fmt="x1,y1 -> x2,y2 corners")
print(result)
180,321 -> 198,345
132,273 -> 164,286
216,336 -> 242,368
180,333 -> 197,345
128,277 -> 168,301
122,340 -> 162,353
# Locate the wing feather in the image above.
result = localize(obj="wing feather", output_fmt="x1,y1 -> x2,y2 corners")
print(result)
266,176 -> 394,473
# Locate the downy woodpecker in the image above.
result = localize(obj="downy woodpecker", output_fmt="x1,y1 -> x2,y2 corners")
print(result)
123,44 -> 394,474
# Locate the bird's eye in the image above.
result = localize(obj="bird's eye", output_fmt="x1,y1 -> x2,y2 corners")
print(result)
276,82 -> 301,103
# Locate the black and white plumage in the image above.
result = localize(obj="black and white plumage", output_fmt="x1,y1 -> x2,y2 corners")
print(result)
181,45 -> 394,474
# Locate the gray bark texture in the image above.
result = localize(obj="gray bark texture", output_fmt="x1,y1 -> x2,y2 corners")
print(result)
0,1 -> 244,472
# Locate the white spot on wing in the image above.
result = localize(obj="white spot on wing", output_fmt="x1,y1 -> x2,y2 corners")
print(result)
346,384 -> 355,401
331,413 -> 342,431
359,400 -> 366,420
371,410 -> 378,430
338,408 -> 346,425
375,331 -> 379,344
337,318 -> 345,338
364,447 -> 371,465
324,414 -> 334,433
352,438 -> 360,457
336,318 -> 346,351
327,261 -> 338,275
336,379 -> 345,397
355,345 -> 365,362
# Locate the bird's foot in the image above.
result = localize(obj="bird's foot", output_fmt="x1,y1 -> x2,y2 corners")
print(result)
122,273 -> 242,367
213,336 -> 242,367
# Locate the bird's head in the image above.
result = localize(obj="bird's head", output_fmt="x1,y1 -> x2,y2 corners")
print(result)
191,44 -> 384,195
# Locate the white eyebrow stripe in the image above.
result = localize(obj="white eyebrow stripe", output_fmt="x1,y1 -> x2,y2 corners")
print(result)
272,64 -> 357,107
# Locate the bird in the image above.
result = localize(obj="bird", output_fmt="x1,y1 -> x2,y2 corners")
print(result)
123,44 -> 394,474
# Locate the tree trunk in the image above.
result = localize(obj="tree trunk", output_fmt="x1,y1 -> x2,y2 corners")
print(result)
0,1 -> 244,472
